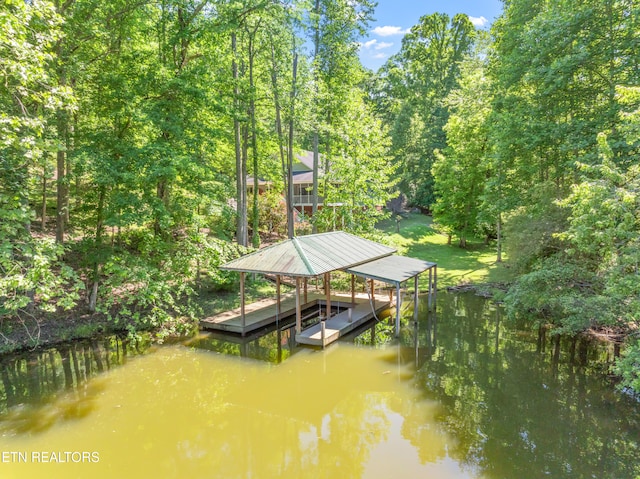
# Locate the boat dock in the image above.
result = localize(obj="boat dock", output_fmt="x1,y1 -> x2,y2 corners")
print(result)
294,297 -> 390,348
200,291 -> 316,334
200,291 -> 390,340
211,231 -> 437,348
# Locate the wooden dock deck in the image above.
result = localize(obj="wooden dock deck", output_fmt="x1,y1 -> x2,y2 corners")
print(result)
295,297 -> 390,348
200,291 -> 389,339
200,291 -> 318,334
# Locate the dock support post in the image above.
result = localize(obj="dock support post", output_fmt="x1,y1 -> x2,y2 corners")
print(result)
295,277 -> 302,335
414,275 -> 419,323
428,268 -> 433,310
325,272 -> 331,318
240,272 -> 246,336
370,278 -> 375,310
304,277 -> 308,303
351,274 -> 355,305
321,320 -> 326,349
395,284 -> 401,337
276,275 -> 281,323
434,265 -> 437,306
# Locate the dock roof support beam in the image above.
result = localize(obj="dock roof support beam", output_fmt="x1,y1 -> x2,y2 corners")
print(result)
276,275 -> 281,323
351,274 -> 355,305
295,277 -> 302,334
370,279 -> 375,310
434,266 -> 437,308
304,277 -> 308,304
325,272 -> 331,318
414,275 -> 419,323
240,272 -> 246,336
428,268 -> 433,310
395,284 -> 401,337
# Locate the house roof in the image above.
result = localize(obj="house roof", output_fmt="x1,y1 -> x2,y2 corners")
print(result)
293,150 -> 315,172
246,150 -> 325,187
246,176 -> 268,187
220,231 -> 396,277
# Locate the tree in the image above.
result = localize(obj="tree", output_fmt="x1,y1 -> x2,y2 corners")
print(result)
377,13 -> 476,210
314,89 -> 396,234
0,0 -> 81,323
432,56 -> 491,248
307,0 -> 375,231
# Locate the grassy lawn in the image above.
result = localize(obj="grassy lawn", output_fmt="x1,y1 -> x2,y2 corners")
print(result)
377,213 -> 515,288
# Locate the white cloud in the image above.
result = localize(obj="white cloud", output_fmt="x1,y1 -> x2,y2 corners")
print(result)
375,41 -> 393,50
371,25 -> 409,37
373,52 -> 387,59
361,39 -> 393,51
469,16 -> 488,27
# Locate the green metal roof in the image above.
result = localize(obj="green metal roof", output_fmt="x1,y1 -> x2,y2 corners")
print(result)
344,255 -> 436,286
220,231 -> 396,277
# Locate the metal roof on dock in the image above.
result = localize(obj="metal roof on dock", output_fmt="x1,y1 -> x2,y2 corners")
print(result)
344,255 -> 436,286
220,231 -> 396,277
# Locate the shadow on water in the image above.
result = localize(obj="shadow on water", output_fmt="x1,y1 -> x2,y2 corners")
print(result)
0,335 -> 152,435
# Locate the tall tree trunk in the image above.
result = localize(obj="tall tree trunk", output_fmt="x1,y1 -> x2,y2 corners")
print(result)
242,123 -> 250,241
41,163 -> 47,231
154,175 -> 169,237
496,212 -> 503,263
311,0 -> 321,233
232,32 -> 247,246
248,29 -> 260,248
56,111 -> 67,244
65,91 -> 74,225
269,39 -> 294,238
288,49 -> 298,237
54,4 -> 68,244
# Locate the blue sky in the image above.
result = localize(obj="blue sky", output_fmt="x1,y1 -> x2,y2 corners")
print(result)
359,0 -> 504,71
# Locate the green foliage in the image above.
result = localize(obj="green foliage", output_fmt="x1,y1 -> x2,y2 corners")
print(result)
248,189 -> 287,240
0,238 -> 83,319
0,0 -> 71,235
503,185 -> 570,272
375,13 -> 476,209
94,232 -> 244,329
314,90 -> 396,234
432,56 -> 492,248
504,255 -> 612,334
208,202 -> 238,241
558,147 -> 640,328
614,340 -> 640,395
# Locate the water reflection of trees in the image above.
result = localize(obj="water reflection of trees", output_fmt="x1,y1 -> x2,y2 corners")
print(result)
187,325 -> 298,363
414,292 -> 640,479
0,335 -> 150,434
85,346 -> 450,479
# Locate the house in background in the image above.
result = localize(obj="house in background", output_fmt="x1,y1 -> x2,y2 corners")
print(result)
247,150 -> 326,217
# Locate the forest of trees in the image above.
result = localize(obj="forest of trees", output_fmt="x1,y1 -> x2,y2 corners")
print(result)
1,0 -> 639,391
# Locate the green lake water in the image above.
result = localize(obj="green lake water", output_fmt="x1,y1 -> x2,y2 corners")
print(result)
0,292 -> 638,479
